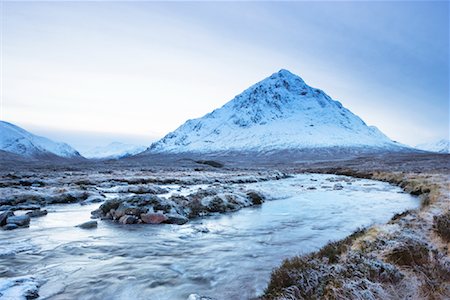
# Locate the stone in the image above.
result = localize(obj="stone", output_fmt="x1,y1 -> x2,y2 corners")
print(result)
333,183 -> 344,190
80,196 -> 103,206
165,213 -> 189,225
76,220 -> 98,229
6,215 -> 31,227
207,196 -> 227,213
0,211 -> 14,226
247,191 -> 265,205
26,210 -> 48,218
141,213 -> 168,224
114,203 -> 147,219
99,199 -> 121,214
3,223 -> 19,230
119,215 -> 138,224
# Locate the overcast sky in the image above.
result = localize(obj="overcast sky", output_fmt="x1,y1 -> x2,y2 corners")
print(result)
1,1 -> 448,151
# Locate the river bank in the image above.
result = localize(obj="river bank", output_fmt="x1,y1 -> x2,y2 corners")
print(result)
262,156 -> 450,299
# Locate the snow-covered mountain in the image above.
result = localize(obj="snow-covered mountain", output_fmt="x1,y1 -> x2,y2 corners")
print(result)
149,69 -> 404,153
415,139 -> 450,153
81,142 -> 147,159
0,121 -> 81,158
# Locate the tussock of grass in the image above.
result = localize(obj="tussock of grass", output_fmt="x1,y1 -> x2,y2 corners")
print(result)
386,238 -> 430,266
433,211 -> 450,242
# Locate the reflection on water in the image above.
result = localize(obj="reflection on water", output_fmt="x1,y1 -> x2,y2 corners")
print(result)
0,174 -> 419,300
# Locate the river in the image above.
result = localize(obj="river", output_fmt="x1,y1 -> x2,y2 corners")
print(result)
0,174 -> 419,300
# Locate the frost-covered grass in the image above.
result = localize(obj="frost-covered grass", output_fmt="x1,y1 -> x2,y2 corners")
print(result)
434,211 -> 450,243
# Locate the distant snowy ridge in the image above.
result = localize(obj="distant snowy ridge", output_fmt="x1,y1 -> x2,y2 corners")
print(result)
149,69 -> 404,153
415,139 -> 450,153
0,121 -> 81,158
81,142 -> 147,159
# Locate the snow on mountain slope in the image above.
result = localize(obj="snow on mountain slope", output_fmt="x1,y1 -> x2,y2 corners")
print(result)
81,142 -> 147,159
0,121 -> 81,158
415,139 -> 450,153
149,69 -> 402,153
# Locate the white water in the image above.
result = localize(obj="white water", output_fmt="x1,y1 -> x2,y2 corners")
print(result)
0,174 -> 419,300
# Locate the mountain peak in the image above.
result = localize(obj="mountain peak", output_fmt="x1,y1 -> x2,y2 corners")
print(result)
274,68 -> 299,79
149,70 -> 400,153
264,69 -> 306,89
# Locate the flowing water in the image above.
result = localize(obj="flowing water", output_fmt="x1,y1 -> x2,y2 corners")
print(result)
0,174 -> 420,300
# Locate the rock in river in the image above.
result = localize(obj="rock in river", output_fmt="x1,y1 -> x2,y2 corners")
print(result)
0,211 -> 14,226
141,213 -> 168,224
26,210 -> 48,218
119,215 -> 138,224
76,220 -> 98,229
165,213 -> 189,225
6,215 -> 31,227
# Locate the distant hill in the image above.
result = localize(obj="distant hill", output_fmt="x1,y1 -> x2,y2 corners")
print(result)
415,139 -> 450,153
81,142 -> 147,159
0,121 -> 82,159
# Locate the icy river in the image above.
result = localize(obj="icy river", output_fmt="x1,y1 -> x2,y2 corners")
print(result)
0,174 -> 420,300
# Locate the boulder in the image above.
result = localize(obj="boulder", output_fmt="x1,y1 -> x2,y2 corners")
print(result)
165,213 -> 189,225
76,220 -> 98,229
119,215 -> 138,224
141,213 -> 168,224
6,215 -> 31,227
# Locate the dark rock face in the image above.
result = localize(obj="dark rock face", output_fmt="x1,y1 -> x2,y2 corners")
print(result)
76,220 -> 98,229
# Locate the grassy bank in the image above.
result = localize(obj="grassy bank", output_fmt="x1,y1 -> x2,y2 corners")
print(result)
261,169 -> 450,299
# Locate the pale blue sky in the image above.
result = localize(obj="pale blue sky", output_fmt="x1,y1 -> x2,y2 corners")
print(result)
1,1 -> 448,151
